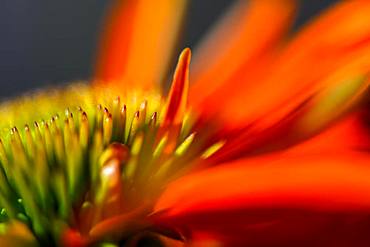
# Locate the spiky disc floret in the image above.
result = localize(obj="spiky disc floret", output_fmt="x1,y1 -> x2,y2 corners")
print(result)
0,83 -> 223,246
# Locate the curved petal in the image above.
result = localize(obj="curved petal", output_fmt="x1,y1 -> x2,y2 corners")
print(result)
193,1 -> 370,131
95,0 -> 187,91
212,109 -> 370,163
153,152 -> 370,245
206,72 -> 369,163
189,0 -> 297,107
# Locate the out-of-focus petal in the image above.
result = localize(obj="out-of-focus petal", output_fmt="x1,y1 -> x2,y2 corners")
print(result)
0,221 -> 38,247
153,152 -> 370,246
206,73 -> 368,163
189,0 -> 296,107
199,1 -> 370,162
95,0 -> 187,91
285,110 -> 370,154
193,1 -> 370,131
94,1 -> 135,86
213,110 -> 370,163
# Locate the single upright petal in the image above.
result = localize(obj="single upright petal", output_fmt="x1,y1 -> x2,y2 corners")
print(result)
162,48 -> 191,127
95,0 -> 187,91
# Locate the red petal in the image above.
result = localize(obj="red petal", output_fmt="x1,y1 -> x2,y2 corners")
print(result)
285,110 -> 370,155
153,152 -> 370,245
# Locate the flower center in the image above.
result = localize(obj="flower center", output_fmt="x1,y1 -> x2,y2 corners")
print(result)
0,85 -> 223,246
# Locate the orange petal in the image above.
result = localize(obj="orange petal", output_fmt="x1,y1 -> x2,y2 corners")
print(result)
153,152 -> 370,245
203,27 -> 370,162
240,45 -> 370,133
194,1 -> 370,130
189,0 -> 297,107
162,48 -> 191,127
95,0 -> 187,91
94,1 -> 136,86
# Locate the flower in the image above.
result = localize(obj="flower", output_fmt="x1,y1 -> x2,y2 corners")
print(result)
0,0 -> 369,246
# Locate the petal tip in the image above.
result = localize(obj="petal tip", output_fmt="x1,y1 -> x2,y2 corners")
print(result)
180,47 -> 192,64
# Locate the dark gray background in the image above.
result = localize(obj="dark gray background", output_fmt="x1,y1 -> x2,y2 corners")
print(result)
0,0 -> 337,98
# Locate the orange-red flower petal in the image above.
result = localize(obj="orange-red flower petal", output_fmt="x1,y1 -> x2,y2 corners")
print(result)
191,1 -> 370,162
95,0 -> 187,91
192,0 -> 370,132
162,48 -> 191,127
190,0 -> 297,107
153,152 -> 370,245
208,107 -> 369,163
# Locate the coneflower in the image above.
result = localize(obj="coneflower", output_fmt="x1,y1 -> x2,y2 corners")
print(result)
0,0 -> 370,246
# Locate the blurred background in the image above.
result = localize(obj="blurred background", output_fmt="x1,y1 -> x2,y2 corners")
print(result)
0,0 -> 338,98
